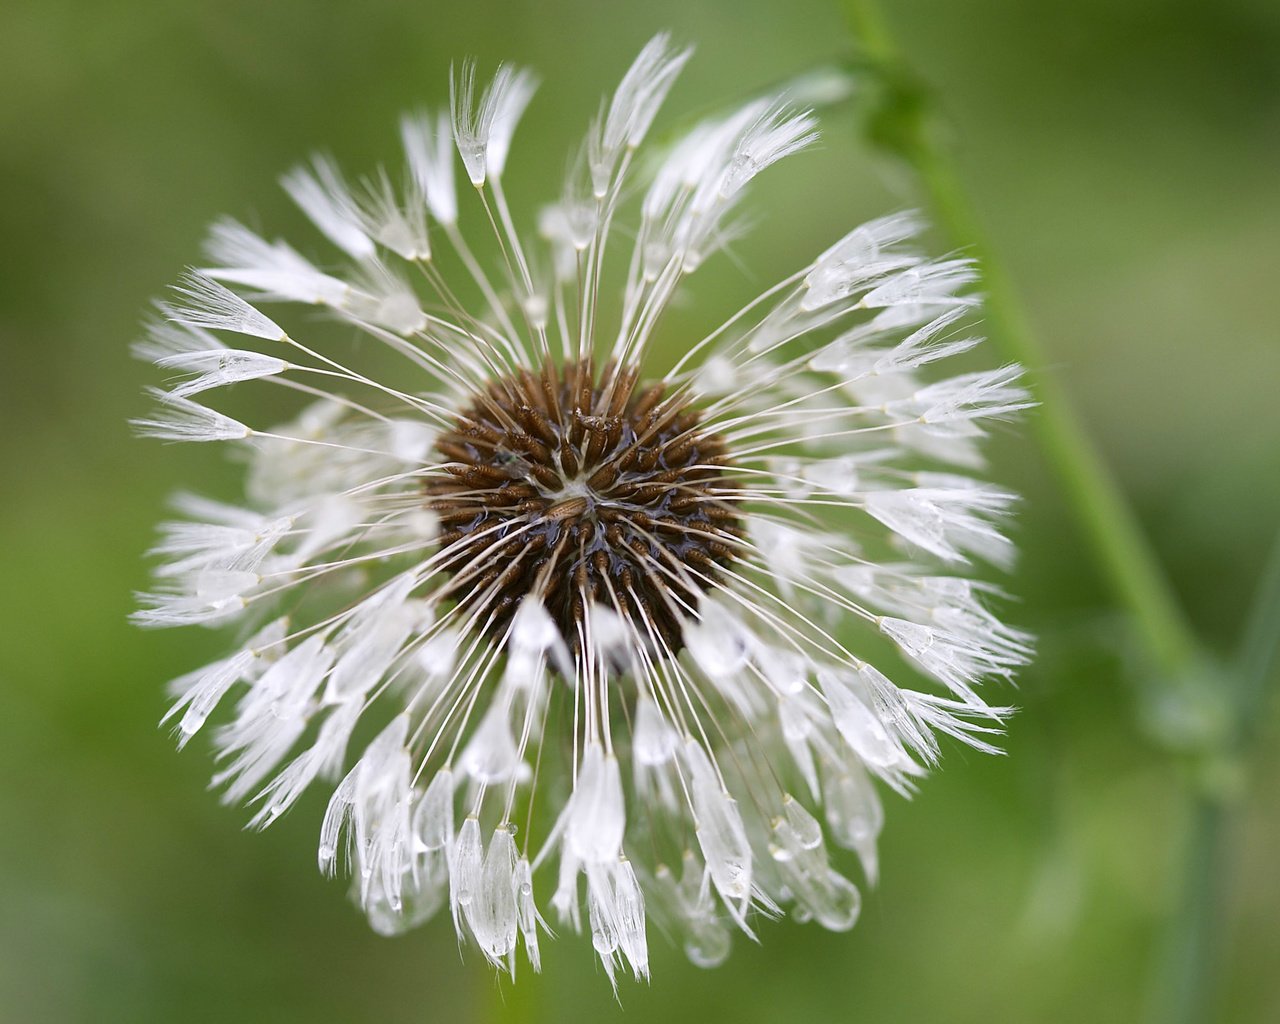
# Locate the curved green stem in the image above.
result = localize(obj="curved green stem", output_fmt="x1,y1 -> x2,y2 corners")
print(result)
833,5 -> 1280,1024
839,0 -> 1199,677
834,6 -> 1280,1023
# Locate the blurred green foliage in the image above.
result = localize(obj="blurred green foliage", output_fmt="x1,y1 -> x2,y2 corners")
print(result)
1,1 -> 1278,1022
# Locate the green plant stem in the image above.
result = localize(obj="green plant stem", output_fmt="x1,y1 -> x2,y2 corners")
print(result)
1235,530 -> 1280,740
1155,532 -> 1280,1024
839,0 -> 1198,677
835,4 -> 1280,1023
1156,794 -> 1230,1024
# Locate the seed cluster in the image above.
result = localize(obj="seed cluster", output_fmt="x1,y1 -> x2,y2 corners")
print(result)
426,359 -> 742,655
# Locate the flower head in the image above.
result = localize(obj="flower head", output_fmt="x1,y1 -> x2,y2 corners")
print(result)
135,35 -> 1031,984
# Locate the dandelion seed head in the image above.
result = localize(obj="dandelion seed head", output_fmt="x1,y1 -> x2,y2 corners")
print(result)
134,36 -> 1031,984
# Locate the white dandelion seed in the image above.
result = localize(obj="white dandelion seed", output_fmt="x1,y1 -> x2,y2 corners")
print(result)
135,37 -> 1031,984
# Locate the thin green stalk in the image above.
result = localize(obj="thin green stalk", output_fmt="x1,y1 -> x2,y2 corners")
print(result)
834,8 -> 1280,1023
833,5 -> 1279,1023
1153,532 -> 1280,1024
839,0 -> 1199,677
1154,794 -> 1230,1024
1234,530 -> 1280,740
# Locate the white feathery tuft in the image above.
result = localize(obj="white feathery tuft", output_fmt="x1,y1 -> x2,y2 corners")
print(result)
201,218 -> 352,306
162,271 -> 287,341
282,155 -> 376,260
401,110 -> 458,225
131,388 -> 250,443
451,61 -> 539,187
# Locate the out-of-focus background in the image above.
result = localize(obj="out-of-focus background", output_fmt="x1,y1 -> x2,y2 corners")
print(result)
2,0 -> 1277,1021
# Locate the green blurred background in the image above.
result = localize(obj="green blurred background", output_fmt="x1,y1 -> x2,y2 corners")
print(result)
2,0 -> 1278,1021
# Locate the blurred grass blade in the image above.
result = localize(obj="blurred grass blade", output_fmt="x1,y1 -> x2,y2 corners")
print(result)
1235,529 -> 1280,740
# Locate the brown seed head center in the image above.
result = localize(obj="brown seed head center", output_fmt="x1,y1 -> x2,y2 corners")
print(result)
425,358 -> 743,656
